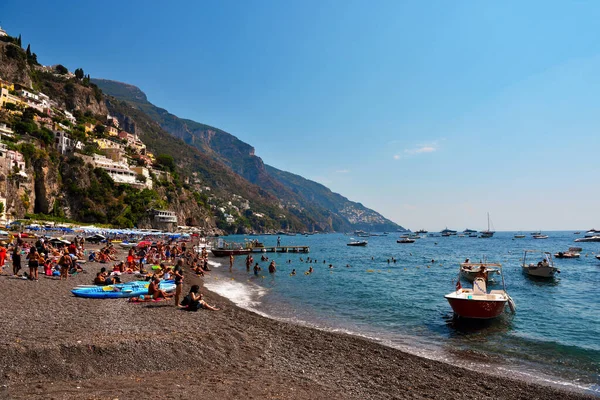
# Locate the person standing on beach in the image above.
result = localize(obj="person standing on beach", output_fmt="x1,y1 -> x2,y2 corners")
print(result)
174,259 -> 184,307
58,249 -> 73,280
0,242 -> 6,267
26,247 -> 41,281
12,240 -> 22,276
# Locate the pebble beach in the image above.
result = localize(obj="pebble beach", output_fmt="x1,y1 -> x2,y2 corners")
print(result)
0,244 -> 596,400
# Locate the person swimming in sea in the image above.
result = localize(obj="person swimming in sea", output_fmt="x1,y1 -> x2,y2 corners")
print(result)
253,263 -> 261,276
329,264 -> 333,268
290,269 -> 296,276
305,266 -> 314,275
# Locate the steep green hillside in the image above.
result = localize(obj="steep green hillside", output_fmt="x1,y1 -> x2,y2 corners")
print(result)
93,79 -> 402,232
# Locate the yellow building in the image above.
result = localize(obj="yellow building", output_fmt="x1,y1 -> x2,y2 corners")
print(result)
0,87 -> 26,109
0,79 -> 14,91
84,122 -> 95,133
106,126 -> 119,136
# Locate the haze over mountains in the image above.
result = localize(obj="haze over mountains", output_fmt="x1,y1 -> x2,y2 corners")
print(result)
93,78 -> 401,232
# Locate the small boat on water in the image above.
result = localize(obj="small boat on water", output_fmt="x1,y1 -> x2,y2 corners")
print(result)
554,247 -> 581,259
397,238 -> 415,243
441,228 -> 457,236
347,240 -> 368,247
521,250 -> 559,278
514,231 -> 526,238
479,212 -> 495,238
463,229 -> 477,234
596,255 -> 600,260
459,262 -> 501,282
445,263 -> 515,319
415,229 -> 428,234
574,232 -> 581,234
575,236 -> 600,242
532,234 -> 549,239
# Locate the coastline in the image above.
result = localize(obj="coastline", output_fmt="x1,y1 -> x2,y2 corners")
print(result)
0,251 -> 596,399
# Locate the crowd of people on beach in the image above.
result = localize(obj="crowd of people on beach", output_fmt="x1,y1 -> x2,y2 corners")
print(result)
0,234 -> 220,311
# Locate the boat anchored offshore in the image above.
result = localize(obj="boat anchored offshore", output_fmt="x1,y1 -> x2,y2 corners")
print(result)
397,238 -> 416,243
521,250 -> 560,278
347,240 -> 368,247
479,212 -> 495,238
554,247 -> 581,259
445,262 -> 515,319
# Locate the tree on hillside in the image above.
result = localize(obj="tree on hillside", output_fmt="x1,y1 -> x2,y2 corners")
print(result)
156,154 -> 176,172
74,68 -> 84,80
26,44 -> 31,57
17,34 -> 22,47
55,64 -> 68,75
94,124 -> 105,135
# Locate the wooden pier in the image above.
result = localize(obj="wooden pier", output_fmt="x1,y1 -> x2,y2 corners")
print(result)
250,246 -> 310,253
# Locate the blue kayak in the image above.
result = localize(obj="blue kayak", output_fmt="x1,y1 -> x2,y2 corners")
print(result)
71,280 -> 176,299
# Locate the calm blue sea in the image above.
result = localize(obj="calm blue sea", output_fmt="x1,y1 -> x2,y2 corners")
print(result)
204,232 -> 600,395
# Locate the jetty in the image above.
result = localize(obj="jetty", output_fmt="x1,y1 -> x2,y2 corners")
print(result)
251,245 -> 310,253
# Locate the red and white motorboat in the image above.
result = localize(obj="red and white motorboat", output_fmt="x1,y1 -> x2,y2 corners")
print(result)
445,262 -> 516,319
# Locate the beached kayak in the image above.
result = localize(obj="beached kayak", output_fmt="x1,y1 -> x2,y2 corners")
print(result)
71,280 -> 176,299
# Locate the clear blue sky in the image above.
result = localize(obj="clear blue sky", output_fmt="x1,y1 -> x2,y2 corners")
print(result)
2,0 -> 599,230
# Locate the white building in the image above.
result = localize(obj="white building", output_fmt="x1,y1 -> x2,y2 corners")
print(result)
81,154 -> 140,186
20,90 -> 39,101
64,111 -> 76,124
55,131 -> 75,154
0,123 -> 14,139
0,145 -> 27,177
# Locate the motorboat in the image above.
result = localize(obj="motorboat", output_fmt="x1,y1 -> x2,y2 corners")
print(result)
521,250 -> 559,278
575,236 -> 600,243
596,255 -> 600,260
584,229 -> 600,237
532,234 -> 549,239
459,262 -> 501,282
397,238 -> 415,243
347,240 -> 368,247
440,228 -> 457,236
463,229 -> 477,234
479,212 -> 495,238
445,262 -> 515,319
554,247 -> 581,259
514,233 -> 526,238
574,232 -> 581,234
415,229 -> 428,234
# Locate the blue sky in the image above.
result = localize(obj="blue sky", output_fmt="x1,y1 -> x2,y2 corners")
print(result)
2,0 -> 599,230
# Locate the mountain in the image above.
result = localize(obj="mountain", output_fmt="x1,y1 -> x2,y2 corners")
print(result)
93,79 -> 402,232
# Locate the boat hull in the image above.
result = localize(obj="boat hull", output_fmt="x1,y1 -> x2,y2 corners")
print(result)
445,296 -> 507,319
211,248 -> 252,257
522,265 -> 557,278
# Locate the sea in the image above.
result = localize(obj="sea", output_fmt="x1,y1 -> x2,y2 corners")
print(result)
203,231 -> 600,396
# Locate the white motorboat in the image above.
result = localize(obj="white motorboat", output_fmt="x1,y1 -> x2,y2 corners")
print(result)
532,234 -> 549,239
521,250 -> 559,278
575,236 -> 600,243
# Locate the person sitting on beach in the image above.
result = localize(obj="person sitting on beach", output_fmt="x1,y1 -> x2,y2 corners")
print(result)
180,285 -> 219,311
94,272 -> 107,285
148,277 -> 171,300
